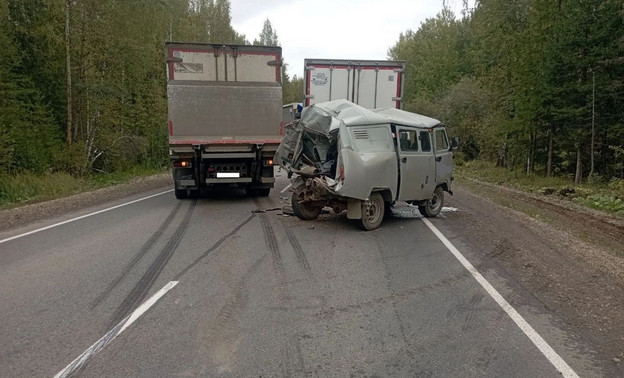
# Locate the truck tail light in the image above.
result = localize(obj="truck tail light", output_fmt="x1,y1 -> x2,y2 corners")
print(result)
173,160 -> 192,168
264,158 -> 274,166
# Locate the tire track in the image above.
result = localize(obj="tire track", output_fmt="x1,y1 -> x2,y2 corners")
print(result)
260,213 -> 283,274
255,196 -> 312,275
91,202 -> 183,309
109,200 -> 196,327
173,213 -> 256,280
282,223 -> 311,274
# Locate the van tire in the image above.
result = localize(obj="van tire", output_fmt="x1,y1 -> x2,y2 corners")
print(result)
291,193 -> 322,220
358,192 -> 384,230
419,186 -> 444,218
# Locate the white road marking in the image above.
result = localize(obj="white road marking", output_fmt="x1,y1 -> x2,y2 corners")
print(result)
53,281 -> 179,378
0,189 -> 173,245
421,218 -> 580,378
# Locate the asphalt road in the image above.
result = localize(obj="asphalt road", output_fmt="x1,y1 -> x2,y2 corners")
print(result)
0,172 -> 609,377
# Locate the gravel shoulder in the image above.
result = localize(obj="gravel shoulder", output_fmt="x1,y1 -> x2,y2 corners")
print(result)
445,178 -> 624,371
0,173 -> 172,233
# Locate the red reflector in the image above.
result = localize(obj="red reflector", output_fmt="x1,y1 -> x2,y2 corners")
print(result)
168,120 -> 173,136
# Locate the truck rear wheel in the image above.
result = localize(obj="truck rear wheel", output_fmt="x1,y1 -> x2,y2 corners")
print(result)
174,189 -> 187,199
291,193 -> 322,220
419,186 -> 444,218
358,192 -> 384,230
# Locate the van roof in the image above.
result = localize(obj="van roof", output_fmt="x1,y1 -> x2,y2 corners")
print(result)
303,99 -> 440,131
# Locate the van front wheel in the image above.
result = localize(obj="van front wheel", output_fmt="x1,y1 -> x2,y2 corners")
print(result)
291,193 -> 322,220
419,186 -> 444,218
358,192 -> 385,230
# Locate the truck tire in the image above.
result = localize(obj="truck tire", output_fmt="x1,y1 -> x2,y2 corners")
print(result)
419,186 -> 444,218
358,192 -> 385,230
174,189 -> 187,199
257,188 -> 270,197
291,193 -> 322,220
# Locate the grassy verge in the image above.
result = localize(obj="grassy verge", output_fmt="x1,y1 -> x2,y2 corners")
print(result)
456,160 -> 624,217
0,167 -> 168,210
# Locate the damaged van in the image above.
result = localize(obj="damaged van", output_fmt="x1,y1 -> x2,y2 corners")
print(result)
275,99 -> 456,230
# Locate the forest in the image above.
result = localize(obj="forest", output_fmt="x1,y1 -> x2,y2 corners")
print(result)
0,0 -> 622,186
390,0 -> 623,183
0,0 -> 302,179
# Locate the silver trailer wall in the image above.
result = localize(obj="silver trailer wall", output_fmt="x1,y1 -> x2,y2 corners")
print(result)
166,43 -> 282,144
304,59 -> 405,109
168,82 -> 282,142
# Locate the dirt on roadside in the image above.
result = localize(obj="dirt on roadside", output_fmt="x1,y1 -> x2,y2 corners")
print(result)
444,179 -> 624,373
0,173 -> 172,233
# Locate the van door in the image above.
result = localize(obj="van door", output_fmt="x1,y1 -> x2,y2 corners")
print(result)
434,128 -> 453,185
397,127 -> 435,201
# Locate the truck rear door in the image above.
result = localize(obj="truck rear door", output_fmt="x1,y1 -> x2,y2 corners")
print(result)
166,43 -> 282,144
396,127 -> 435,201
304,59 -> 404,109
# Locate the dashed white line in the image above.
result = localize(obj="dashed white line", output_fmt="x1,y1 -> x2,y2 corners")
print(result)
421,218 -> 580,378
53,281 -> 179,378
0,189 -> 173,245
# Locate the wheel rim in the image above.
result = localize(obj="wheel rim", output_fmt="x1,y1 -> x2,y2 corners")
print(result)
428,190 -> 442,213
364,197 -> 382,224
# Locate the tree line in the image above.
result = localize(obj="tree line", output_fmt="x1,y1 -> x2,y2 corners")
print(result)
390,0 -> 623,182
0,0 -> 302,177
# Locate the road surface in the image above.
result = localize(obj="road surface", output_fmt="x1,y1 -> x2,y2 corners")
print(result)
0,172 -> 616,377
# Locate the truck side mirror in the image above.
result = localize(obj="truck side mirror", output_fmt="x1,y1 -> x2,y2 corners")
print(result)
451,136 -> 460,150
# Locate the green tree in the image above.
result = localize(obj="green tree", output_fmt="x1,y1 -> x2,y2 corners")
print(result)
253,18 -> 279,46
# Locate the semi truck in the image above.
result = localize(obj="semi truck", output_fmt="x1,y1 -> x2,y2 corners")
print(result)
303,58 -> 405,109
166,42 -> 283,198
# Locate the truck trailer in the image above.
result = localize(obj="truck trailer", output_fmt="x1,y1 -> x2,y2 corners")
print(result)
166,42 -> 283,198
303,58 -> 405,109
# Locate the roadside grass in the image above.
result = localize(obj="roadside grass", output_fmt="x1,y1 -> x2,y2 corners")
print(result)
456,160 -> 624,217
0,167 -> 167,210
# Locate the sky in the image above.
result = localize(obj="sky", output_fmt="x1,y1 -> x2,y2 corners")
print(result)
230,0 -> 472,79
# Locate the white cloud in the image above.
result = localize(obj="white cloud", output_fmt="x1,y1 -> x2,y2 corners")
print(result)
231,0 -> 470,78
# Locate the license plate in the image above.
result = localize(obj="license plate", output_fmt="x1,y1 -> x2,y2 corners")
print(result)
216,172 -> 240,178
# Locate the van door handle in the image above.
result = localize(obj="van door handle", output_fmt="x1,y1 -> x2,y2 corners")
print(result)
435,156 -> 442,162
401,157 -> 407,163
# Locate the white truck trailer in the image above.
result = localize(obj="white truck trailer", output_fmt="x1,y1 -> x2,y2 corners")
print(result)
303,58 -> 405,109
166,42 -> 282,198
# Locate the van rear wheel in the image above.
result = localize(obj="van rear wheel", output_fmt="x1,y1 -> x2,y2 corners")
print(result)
291,193 -> 322,220
358,192 -> 384,230
419,186 -> 444,218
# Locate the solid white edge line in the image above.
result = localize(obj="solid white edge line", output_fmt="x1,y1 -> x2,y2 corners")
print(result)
53,281 -> 179,378
0,189 -> 173,245
421,218 -> 580,378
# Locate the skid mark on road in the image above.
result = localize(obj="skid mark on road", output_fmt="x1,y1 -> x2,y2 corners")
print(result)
109,201 -> 195,327
196,254 -> 267,375
255,196 -> 312,276
282,223 -> 311,274
91,202 -> 183,309
260,213 -> 284,274
174,214 -> 256,280
445,292 -> 486,332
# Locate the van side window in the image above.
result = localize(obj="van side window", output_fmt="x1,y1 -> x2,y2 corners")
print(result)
435,129 -> 449,151
419,131 -> 431,152
398,130 -> 418,151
